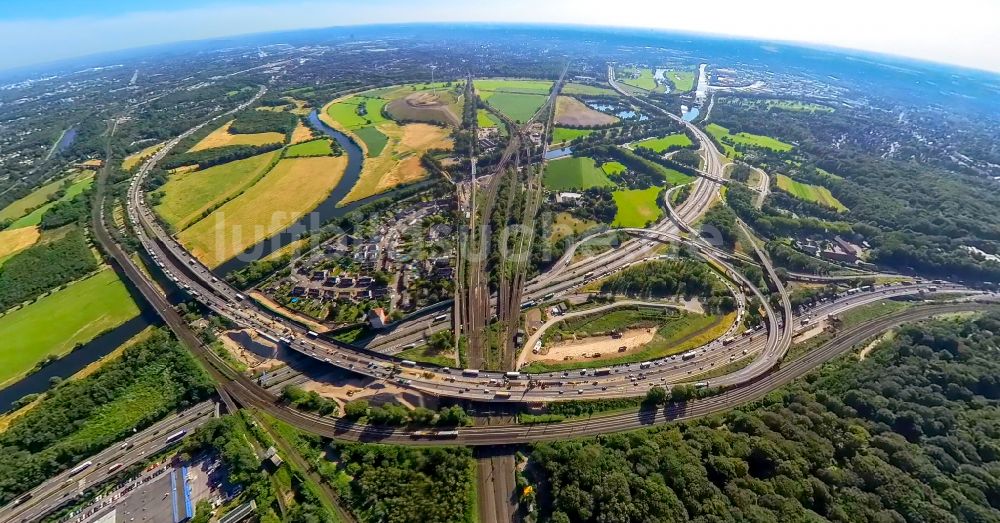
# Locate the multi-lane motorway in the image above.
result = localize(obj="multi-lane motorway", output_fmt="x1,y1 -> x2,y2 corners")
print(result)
1,403 -> 216,523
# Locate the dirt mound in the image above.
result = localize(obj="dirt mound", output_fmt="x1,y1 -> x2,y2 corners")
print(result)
405,92 -> 446,107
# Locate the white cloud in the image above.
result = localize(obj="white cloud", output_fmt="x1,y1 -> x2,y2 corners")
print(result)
1,0 -> 998,72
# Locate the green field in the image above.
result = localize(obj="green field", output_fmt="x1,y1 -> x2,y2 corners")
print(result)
397,344 -> 455,367
634,133 -> 693,153
706,123 -> 793,157
476,109 -> 500,128
561,83 -> 619,96
765,100 -> 834,112
620,68 -> 658,91
354,125 -> 389,157
474,79 -> 553,95
485,92 -> 549,123
154,150 -> 280,230
6,172 -> 95,230
543,156 -> 614,190
0,175 -> 72,222
662,69 -> 695,92
602,161 -> 626,176
326,96 -> 388,130
550,127 -> 594,144
0,268 -> 140,387
284,138 -> 334,158
612,187 -> 663,227
775,174 -> 848,211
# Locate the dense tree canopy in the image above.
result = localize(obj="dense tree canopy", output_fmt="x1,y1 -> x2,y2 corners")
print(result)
529,312 -> 1000,522
0,227 -> 98,311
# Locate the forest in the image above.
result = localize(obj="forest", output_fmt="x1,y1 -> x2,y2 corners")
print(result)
0,227 -> 98,311
527,312 -> 1000,522
0,330 -> 215,504
229,110 -> 298,135
598,259 -> 735,312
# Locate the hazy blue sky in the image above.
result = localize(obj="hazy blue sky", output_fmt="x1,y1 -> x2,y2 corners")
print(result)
1,0 -> 998,72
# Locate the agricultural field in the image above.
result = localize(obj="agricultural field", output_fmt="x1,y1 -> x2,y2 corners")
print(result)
634,133 -> 693,153
0,227 -> 41,266
284,138 -> 334,158
561,83 -> 620,97
543,156 -> 614,190
325,96 -> 389,130
662,69 -> 695,91
188,120 -> 285,152
763,100 -> 834,112
476,109 -> 500,128
154,150 -> 281,231
473,79 -> 553,95
121,142 -> 164,171
775,174 -> 848,211
6,171 -> 95,230
341,123 -> 453,204
550,127 -> 594,145
483,91 -> 549,123
289,120 -> 316,144
706,123 -> 794,157
0,267 -> 140,388
178,155 -> 348,267
619,68 -> 658,91
554,96 -> 619,127
601,161 -> 626,176
549,212 -> 599,244
354,126 -> 389,157
612,186 -> 663,227
0,177 -> 67,223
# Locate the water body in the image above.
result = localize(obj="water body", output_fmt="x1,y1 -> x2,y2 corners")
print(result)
586,102 -> 616,112
215,110 -> 394,275
58,128 -> 77,152
682,108 -> 700,122
545,147 -> 573,160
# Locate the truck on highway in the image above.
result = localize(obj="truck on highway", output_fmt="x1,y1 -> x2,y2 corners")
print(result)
682,352 -> 697,361
505,371 -> 522,379
306,330 -> 319,338
68,461 -> 93,476
400,360 -> 417,367
433,314 -> 448,322
462,369 -> 480,377
639,361 -> 652,369
107,463 -> 124,474
583,271 -> 595,279
235,293 -> 246,301
694,382 -> 710,388
543,292 -> 555,300
594,367 -> 612,376
494,391 -> 512,399
722,337 -> 736,346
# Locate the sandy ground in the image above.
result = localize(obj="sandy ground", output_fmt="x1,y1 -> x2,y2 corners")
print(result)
0,226 -> 40,260
188,120 -> 285,152
301,374 -> 431,410
221,329 -> 284,371
554,96 -> 619,126
524,308 -> 543,334
792,319 -> 828,344
290,120 -> 316,144
858,331 -> 893,360
525,327 -> 657,364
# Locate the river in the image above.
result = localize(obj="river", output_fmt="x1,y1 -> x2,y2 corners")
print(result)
215,110 -> 377,275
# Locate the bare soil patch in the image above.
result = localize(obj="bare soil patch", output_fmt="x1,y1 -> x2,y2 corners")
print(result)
554,96 -> 619,127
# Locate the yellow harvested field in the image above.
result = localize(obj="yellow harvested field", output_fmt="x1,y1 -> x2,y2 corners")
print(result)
341,123 -> 453,204
178,155 -> 347,268
290,120 -> 316,144
554,96 -> 619,126
188,120 -> 285,152
122,142 -> 164,171
169,165 -> 199,175
0,226 -> 41,261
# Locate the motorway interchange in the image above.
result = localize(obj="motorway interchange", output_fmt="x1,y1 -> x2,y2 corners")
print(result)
117,71 -> 988,407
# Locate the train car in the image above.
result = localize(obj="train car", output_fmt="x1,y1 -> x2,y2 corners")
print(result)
107,463 -> 124,474
433,314 -> 449,322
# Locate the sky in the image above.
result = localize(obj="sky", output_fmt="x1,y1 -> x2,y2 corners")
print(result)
1,0 -> 998,73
